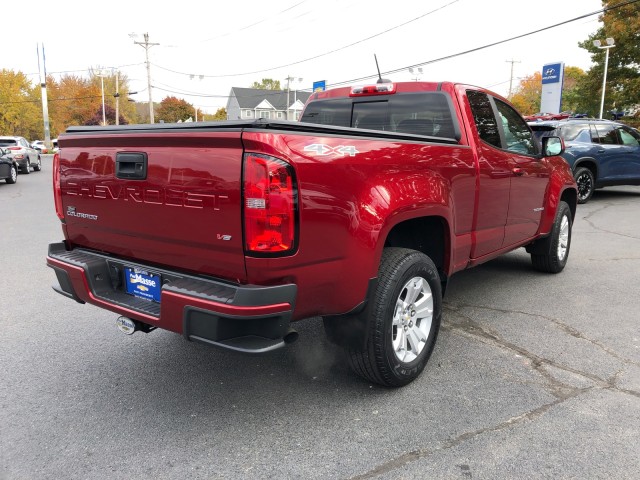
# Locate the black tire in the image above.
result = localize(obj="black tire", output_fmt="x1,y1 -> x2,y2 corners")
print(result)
531,201 -> 572,273
574,167 -> 594,204
5,165 -> 17,184
346,248 -> 442,387
33,155 -> 42,172
22,159 -> 31,174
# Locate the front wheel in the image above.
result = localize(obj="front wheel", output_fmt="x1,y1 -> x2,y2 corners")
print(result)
575,167 -> 594,204
531,201 -> 572,273
346,248 -> 442,387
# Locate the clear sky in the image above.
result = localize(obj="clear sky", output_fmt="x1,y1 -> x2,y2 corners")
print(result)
2,0 -> 604,114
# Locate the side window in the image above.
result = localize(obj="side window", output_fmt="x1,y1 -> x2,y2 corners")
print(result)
618,127 -> 640,146
466,90 -> 501,148
494,99 -> 536,155
593,124 -> 618,145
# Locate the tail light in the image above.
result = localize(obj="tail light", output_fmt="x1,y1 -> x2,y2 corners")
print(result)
52,153 -> 64,220
243,153 -> 298,255
8,147 -> 21,151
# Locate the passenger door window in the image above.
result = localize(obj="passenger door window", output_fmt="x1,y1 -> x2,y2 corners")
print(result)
494,100 -> 536,155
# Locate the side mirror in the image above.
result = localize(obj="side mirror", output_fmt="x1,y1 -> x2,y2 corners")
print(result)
0,147 -> 6,156
542,136 -> 564,157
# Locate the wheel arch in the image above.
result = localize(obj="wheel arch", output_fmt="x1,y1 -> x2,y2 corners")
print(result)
560,188 -> 577,223
380,214 -> 451,290
573,158 -> 598,180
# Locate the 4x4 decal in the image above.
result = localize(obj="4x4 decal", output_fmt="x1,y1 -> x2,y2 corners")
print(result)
304,144 -> 359,157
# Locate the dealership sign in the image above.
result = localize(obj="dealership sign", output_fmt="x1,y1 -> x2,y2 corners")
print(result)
540,62 -> 565,114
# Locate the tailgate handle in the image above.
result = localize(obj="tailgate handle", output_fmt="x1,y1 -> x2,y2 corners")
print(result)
116,152 -> 147,180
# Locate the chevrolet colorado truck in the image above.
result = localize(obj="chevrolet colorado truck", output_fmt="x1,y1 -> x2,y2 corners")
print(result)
47,81 -> 577,387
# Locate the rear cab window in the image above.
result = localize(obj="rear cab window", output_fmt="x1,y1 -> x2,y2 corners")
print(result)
300,92 -> 460,141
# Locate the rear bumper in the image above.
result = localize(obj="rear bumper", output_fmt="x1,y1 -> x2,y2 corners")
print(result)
47,242 -> 297,353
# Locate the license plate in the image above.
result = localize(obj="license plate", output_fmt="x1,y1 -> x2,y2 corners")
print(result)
124,267 -> 161,303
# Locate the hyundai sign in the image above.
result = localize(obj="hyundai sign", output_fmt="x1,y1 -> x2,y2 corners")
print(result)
542,63 -> 563,84
540,62 -> 565,114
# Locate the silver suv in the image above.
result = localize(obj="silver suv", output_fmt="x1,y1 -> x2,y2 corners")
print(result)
0,136 -> 42,174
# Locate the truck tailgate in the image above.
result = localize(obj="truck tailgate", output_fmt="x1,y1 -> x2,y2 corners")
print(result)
58,131 -> 246,283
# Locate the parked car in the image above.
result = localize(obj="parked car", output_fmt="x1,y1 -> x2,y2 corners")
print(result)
0,136 -> 41,174
0,147 -> 19,184
51,138 -> 59,153
530,119 -> 640,203
31,140 -> 49,154
523,112 -> 570,122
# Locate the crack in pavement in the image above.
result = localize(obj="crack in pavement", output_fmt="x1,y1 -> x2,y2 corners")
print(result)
581,203 -> 640,241
347,389 -> 588,480
346,303 -> 639,480
445,303 -> 640,370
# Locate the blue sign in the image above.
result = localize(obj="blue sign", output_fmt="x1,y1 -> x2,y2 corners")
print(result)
542,63 -> 562,84
313,80 -> 326,92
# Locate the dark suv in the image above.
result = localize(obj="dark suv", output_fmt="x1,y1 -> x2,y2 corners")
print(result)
530,119 -> 640,203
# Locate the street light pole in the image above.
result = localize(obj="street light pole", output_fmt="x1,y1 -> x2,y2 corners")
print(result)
115,71 -> 120,125
408,67 -> 423,82
593,37 -> 615,119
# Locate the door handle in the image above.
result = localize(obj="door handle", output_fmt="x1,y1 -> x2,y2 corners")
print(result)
512,167 -> 525,176
116,152 -> 148,180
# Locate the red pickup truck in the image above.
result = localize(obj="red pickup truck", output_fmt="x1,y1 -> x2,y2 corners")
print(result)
47,81 -> 577,387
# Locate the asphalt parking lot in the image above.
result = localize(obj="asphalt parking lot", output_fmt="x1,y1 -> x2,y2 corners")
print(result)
1,155 -> 639,479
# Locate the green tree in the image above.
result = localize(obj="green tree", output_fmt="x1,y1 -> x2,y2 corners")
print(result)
250,78 -> 281,90
560,66 -> 587,114
577,0 -> 640,118
156,96 -> 195,123
211,108 -> 227,121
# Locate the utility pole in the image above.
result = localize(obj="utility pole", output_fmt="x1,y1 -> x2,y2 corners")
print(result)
285,75 -> 294,121
37,44 -> 51,147
133,33 -> 159,123
506,59 -> 521,98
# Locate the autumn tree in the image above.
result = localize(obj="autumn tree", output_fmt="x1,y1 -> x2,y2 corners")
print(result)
0,69 -> 42,139
47,74 -> 101,135
509,72 -> 542,115
155,96 -> 195,123
250,79 -> 282,90
509,67 -> 587,116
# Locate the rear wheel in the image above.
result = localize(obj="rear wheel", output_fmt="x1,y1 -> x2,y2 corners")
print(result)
531,201 -> 572,273
33,155 -> 42,172
575,167 -> 594,204
22,159 -> 31,174
6,165 -> 17,184
346,248 -> 442,387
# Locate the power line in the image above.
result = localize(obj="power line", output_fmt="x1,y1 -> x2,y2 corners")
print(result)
325,0 -> 640,88
150,0 -> 461,79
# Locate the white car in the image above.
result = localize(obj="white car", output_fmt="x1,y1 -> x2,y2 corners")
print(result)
0,136 -> 41,174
